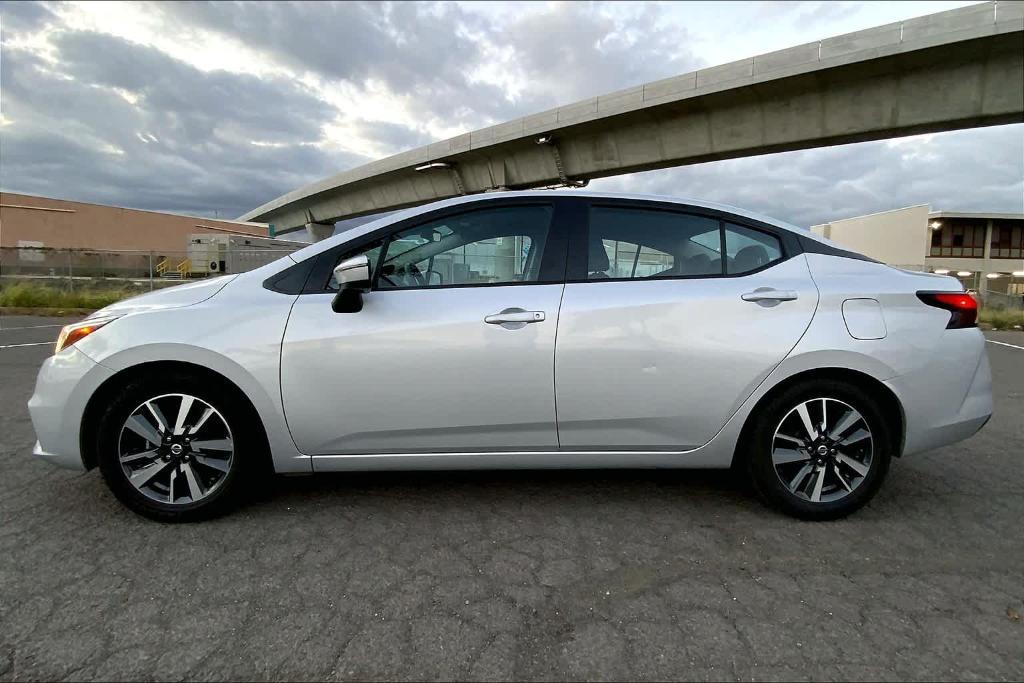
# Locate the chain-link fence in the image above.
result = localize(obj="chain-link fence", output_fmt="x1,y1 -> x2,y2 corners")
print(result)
1,246 -> 299,291
2,247 -> 1021,314
980,289 -> 1024,311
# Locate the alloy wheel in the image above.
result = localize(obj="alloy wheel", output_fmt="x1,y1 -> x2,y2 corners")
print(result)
117,393 -> 234,505
771,397 -> 874,504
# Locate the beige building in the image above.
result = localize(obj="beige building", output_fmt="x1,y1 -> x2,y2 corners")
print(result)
812,205 -> 1024,300
0,192 -> 270,252
0,192 -> 307,280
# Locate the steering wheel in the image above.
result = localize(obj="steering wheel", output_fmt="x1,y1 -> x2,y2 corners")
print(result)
403,263 -> 427,287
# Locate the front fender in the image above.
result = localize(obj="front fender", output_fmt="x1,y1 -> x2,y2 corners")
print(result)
74,283 -> 310,473
88,343 -> 309,473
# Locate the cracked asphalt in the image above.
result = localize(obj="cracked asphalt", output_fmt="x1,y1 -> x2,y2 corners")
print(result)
1,316 -> 1022,681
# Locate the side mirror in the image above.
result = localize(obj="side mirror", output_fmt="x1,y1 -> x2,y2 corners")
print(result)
332,255 -> 370,313
334,255 -> 370,290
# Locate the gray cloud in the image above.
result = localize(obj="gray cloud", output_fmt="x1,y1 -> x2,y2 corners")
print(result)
591,124 -> 1024,228
0,0 -> 1020,227
156,0 -> 512,125
792,2 -> 860,30
743,1 -> 860,32
159,1 -> 485,91
0,30 -> 364,217
349,119 -> 432,154
0,0 -> 56,34
499,2 -> 703,109
156,1 -> 703,123
55,30 -> 333,143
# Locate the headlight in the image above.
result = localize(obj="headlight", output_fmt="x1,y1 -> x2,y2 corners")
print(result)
55,316 -> 120,354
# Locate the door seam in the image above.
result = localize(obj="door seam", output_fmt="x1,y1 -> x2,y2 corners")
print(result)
552,283 -> 567,448
277,293 -> 314,467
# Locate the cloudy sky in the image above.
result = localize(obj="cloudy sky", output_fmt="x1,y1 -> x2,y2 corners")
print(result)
1,0 -> 1021,230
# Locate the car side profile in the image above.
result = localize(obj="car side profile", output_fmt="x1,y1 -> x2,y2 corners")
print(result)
29,191 -> 992,522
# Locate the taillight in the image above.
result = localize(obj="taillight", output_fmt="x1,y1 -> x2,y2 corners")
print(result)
916,291 -> 978,329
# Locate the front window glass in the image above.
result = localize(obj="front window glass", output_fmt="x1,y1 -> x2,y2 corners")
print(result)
377,205 -> 552,289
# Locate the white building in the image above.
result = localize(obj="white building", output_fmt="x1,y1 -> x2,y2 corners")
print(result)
812,205 -> 1024,304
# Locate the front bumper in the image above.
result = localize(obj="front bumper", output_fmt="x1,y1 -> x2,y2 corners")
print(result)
32,439 -> 85,471
27,347 -> 115,471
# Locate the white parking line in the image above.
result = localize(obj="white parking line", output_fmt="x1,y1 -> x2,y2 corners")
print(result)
0,323 -> 65,331
987,339 -> 1024,351
0,342 -> 52,349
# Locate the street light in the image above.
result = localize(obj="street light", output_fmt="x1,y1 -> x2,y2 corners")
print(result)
934,269 -> 950,275
986,273 -> 1001,279
957,271 -> 973,277
929,220 -> 942,230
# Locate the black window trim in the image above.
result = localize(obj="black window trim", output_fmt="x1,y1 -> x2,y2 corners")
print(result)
291,196 -> 571,294
262,253 -> 317,294
565,197 -> 802,284
796,235 -> 878,263
264,194 -> 877,294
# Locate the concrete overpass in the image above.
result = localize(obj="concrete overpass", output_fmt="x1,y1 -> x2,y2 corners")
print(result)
242,1 -> 1024,238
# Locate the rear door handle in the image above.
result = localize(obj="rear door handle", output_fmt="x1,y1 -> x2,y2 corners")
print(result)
741,289 -> 798,302
484,308 -> 545,326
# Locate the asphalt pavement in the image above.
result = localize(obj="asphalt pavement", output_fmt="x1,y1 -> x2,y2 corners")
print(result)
1,316 -> 1022,681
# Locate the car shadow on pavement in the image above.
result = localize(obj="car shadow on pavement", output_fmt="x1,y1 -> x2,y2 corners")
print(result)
248,467 -> 762,516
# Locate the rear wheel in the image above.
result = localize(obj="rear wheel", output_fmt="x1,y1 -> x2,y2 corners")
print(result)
96,371 -> 260,522
746,380 -> 892,520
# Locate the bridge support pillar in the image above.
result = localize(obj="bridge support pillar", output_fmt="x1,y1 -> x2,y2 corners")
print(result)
304,209 -> 335,242
305,222 -> 334,242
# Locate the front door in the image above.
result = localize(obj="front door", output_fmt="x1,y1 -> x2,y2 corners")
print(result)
281,202 -> 566,455
554,203 -> 819,450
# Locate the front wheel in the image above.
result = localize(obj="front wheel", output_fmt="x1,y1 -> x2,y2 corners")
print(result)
746,380 -> 892,520
96,372 -> 259,522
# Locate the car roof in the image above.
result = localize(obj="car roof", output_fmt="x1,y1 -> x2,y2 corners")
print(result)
287,189 -> 833,262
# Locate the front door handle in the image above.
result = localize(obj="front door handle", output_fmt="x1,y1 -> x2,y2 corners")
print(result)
484,308 -> 545,328
741,289 -> 798,302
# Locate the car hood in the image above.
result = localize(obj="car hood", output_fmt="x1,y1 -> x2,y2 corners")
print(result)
89,275 -> 238,319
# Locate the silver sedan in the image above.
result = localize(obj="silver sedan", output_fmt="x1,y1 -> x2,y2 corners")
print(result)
29,191 -> 992,521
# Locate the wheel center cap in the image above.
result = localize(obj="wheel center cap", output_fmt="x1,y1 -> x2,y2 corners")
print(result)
816,444 -> 829,457
170,444 -> 184,456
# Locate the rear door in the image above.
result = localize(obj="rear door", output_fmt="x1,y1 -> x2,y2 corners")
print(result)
554,200 -> 818,450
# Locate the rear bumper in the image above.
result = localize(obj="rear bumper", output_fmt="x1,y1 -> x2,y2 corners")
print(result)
27,347 -> 115,471
887,334 -> 993,456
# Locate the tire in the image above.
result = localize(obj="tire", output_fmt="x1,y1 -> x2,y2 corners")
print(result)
745,379 -> 892,520
96,370 -> 263,522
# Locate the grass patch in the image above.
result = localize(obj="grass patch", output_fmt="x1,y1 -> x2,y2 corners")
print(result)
0,282 -> 142,310
979,307 -> 1024,330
